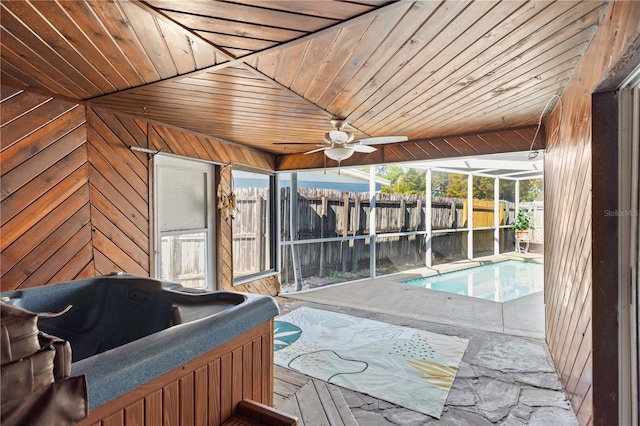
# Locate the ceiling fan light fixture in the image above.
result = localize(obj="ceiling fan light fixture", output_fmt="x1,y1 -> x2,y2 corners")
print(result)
328,129 -> 353,144
324,146 -> 355,162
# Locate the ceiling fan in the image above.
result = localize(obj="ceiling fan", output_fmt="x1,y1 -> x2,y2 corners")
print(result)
281,118 -> 408,165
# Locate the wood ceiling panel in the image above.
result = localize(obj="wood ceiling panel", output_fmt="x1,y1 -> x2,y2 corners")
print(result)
231,1 -> 382,20
163,11 -> 306,44
1,2 -> 103,98
315,1 -> 450,118
313,3 -> 414,111
196,31 -> 278,53
421,62 -> 578,136
31,1 -> 131,90
353,0 -> 552,130
396,31 -> 594,137
90,65 -> 334,152
87,0 -> 162,83
145,0 -> 340,33
2,0 -> 609,165
0,42 -> 83,99
0,0 -> 221,100
335,0 -> 477,123
368,1 -> 605,138
349,1 -> 572,134
296,19 -> 374,103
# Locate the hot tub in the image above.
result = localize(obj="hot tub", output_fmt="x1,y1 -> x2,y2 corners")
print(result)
1,273 -> 280,417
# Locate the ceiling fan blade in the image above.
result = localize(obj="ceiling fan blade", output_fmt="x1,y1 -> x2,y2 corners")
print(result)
273,142 -> 323,145
303,147 -> 328,155
357,136 -> 408,145
351,144 -> 377,153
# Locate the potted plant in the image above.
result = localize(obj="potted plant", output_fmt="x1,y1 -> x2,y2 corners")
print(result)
511,207 -> 533,239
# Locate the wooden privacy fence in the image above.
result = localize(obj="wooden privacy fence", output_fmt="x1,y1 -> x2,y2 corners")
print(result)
233,187 -> 271,276
218,187 -> 541,280
278,188 -> 515,238
276,188 -> 520,281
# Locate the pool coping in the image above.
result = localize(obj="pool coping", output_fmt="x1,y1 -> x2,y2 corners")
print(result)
283,253 -> 545,339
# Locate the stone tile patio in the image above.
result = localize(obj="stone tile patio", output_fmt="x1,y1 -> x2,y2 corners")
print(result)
277,297 -> 578,425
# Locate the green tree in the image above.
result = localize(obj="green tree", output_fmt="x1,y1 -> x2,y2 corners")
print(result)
473,176 -> 494,200
378,167 -> 426,194
378,168 -> 543,201
519,178 -> 543,201
445,174 -> 467,198
499,180 -> 515,201
431,171 -> 450,197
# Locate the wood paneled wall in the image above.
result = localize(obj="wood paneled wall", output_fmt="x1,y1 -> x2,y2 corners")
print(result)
543,2 -> 640,425
87,107 -> 151,277
1,91 -> 279,296
1,86 -> 93,290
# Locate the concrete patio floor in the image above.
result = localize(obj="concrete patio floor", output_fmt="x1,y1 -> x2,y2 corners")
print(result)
275,256 -> 578,425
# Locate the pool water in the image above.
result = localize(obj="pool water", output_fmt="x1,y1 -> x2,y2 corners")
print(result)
402,260 -> 543,302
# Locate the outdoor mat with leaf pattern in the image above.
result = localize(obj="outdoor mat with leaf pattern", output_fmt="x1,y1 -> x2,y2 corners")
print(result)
274,307 -> 468,419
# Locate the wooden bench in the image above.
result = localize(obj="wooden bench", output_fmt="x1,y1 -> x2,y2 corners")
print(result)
222,400 -> 298,426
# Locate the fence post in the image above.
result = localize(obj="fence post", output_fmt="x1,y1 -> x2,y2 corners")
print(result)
290,174 -> 302,291
319,195 -> 327,277
352,197 -> 360,271
342,192 -> 349,273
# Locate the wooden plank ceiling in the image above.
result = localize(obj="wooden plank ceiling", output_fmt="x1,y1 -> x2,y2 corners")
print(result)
1,0 -> 608,167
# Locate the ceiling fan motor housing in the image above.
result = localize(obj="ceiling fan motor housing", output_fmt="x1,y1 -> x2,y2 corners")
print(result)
330,118 -> 348,130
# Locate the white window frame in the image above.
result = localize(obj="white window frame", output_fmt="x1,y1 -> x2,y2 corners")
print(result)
154,155 -> 216,290
231,166 -> 276,284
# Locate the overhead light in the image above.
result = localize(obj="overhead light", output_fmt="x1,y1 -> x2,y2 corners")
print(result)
324,147 -> 354,162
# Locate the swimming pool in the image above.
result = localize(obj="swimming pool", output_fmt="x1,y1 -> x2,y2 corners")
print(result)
402,260 -> 543,302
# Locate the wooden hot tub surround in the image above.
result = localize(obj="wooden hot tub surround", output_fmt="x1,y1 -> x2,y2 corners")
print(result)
76,319 -> 274,426
1,274 -> 282,426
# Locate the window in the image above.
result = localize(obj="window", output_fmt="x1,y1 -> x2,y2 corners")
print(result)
155,155 -> 215,289
232,168 -> 275,281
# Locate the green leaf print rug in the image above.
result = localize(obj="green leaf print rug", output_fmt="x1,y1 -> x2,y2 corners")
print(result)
274,307 -> 468,419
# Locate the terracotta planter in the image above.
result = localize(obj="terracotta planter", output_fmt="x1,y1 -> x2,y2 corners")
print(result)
516,230 -> 529,240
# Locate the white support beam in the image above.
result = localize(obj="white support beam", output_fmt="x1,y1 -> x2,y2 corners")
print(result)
369,167 -> 377,279
501,169 -> 545,178
468,174 -> 474,260
415,157 -> 543,172
426,168 -> 432,268
494,177 -> 500,255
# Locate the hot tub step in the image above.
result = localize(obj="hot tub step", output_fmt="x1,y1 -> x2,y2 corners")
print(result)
274,371 -> 358,426
222,399 -> 298,426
